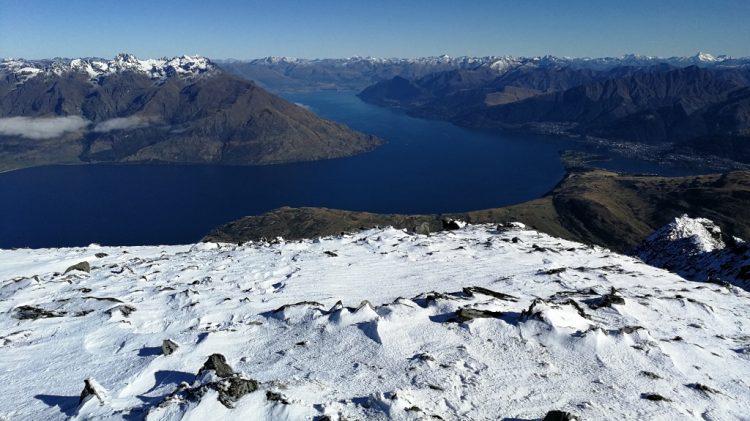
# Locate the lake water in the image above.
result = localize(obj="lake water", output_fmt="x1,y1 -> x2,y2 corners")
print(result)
0,91 -> 712,248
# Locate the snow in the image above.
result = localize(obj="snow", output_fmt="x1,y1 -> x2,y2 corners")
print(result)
637,215 -> 750,290
237,52 -> 750,75
0,54 -> 217,85
1,223 -> 749,420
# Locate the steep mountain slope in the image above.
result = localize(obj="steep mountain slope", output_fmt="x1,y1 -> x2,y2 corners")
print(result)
0,54 -> 380,171
636,215 -> 750,289
2,224 -> 749,419
204,170 -> 750,254
358,61 -> 750,165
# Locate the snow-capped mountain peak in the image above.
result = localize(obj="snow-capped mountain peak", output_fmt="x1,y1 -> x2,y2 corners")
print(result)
696,51 -> 717,62
0,53 -> 217,84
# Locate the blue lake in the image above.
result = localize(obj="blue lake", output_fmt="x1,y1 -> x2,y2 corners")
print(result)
0,91 -> 712,248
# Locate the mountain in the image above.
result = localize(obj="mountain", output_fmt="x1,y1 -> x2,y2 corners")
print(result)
218,53 -> 750,93
357,58 -> 750,166
2,223 -> 749,419
636,215 -> 750,289
205,169 -> 750,254
0,54 -> 381,172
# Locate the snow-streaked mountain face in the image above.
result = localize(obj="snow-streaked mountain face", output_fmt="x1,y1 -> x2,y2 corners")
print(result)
0,53 -> 217,84
1,224 -> 749,420
636,215 -> 750,290
232,52 -> 750,72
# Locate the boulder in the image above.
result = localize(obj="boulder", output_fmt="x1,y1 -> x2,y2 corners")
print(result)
217,376 -> 258,408
453,307 -> 503,323
199,353 -> 235,378
162,339 -> 179,356
64,261 -> 90,274
442,218 -> 463,231
79,378 -> 108,405
543,410 -> 578,421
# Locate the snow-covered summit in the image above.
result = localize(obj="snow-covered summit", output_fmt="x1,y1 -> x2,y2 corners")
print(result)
0,53 -> 217,84
642,214 -> 726,254
636,215 -> 750,289
1,223 -> 749,419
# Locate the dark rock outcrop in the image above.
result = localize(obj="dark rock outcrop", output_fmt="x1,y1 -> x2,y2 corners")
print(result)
162,339 -> 179,356
198,353 -> 235,378
64,262 -> 90,274
79,378 -> 107,405
543,410 -> 578,421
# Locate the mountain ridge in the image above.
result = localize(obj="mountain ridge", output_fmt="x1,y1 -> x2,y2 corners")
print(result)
0,54 -> 381,171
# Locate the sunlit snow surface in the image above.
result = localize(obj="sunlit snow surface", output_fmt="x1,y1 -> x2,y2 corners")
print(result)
1,224 -> 749,420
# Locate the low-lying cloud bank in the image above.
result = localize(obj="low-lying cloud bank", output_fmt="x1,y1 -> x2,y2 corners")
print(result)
0,116 -> 89,139
92,115 -> 159,133
0,115 -> 160,139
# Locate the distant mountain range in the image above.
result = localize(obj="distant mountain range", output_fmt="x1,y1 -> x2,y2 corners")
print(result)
0,54 -> 380,171
350,54 -> 750,166
217,52 -> 750,92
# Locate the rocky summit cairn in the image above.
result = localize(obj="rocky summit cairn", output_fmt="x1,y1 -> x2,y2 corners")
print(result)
64,261 -> 90,274
162,339 -> 179,356
198,353 -> 235,378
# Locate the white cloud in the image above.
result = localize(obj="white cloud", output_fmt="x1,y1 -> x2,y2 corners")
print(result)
0,116 -> 90,139
93,116 -> 158,132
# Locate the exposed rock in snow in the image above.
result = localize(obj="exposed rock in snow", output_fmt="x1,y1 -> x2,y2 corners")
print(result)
161,339 -> 179,356
0,53 -> 217,84
1,224 -> 749,419
636,215 -> 750,290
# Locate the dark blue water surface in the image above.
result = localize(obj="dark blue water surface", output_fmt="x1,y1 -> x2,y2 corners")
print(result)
0,91 -> 713,248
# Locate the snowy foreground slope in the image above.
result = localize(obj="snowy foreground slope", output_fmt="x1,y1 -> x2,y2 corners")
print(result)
1,224 -> 749,420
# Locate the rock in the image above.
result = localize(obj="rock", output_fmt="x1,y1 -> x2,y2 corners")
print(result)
106,304 -> 136,317
217,376 -> 258,408
266,390 -> 290,404
13,305 -> 66,320
414,222 -> 431,235
157,372 -> 258,409
543,410 -> 578,421
162,339 -> 179,356
588,287 -> 625,309
94,253 -> 108,258
79,378 -> 107,405
64,261 -> 90,274
441,218 -> 463,231
453,307 -> 503,323
199,353 -> 235,378
687,383 -> 720,394
463,286 -> 519,302
641,393 -> 670,401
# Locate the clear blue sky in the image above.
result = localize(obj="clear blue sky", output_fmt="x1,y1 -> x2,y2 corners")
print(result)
1,0 -> 749,59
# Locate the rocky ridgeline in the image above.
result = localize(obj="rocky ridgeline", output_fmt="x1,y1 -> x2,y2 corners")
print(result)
636,214 -> 750,290
0,53 -> 217,84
